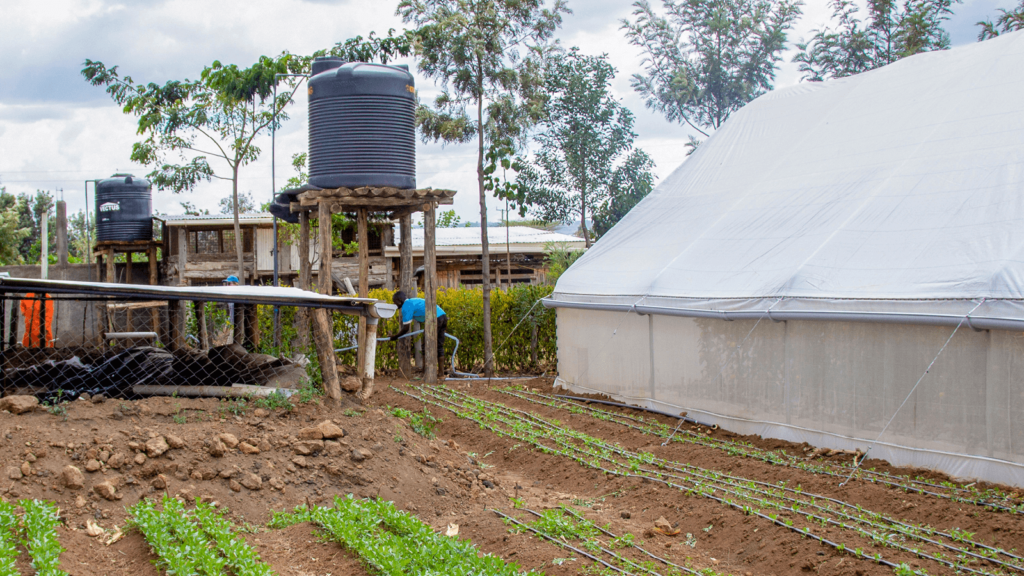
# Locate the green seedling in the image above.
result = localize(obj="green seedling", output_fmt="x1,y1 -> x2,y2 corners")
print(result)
273,496 -> 539,576
0,500 -> 21,576
20,499 -> 68,576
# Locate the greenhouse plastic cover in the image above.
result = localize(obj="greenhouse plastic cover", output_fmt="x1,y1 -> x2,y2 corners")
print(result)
552,30 -> 1024,323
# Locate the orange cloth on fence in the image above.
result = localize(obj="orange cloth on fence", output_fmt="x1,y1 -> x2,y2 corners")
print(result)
21,293 -> 54,348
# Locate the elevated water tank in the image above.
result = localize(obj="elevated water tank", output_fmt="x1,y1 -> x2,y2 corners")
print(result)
95,173 -> 153,242
308,59 -> 416,190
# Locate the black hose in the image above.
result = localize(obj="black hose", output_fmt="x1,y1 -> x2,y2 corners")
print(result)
554,394 -> 718,429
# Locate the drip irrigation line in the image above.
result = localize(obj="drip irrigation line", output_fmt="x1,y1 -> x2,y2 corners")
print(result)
401,384 -> 1015,576
490,509 -> 628,574
495,390 -> 1024,571
553,394 -> 717,429
516,507 -> 670,576
496,396 -> 1020,573
557,505 -> 696,575
403,387 -> 933,576
663,297 -> 782,446
840,299 -> 986,488
515,388 -> 1022,514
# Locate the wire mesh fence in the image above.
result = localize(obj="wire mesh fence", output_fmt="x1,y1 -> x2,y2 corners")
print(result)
0,292 -> 346,403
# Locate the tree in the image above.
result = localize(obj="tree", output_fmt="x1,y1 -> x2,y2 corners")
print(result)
978,0 -> 1024,40
514,49 -> 651,248
219,192 -> 257,214
592,150 -> 656,238
794,0 -> 960,81
67,209 -> 94,263
623,0 -> 801,144
179,202 -> 210,216
0,185 -> 30,266
399,0 -> 570,375
83,54 -> 308,283
437,210 -> 462,228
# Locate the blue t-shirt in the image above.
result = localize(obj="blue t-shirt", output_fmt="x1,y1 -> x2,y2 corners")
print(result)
400,298 -> 446,324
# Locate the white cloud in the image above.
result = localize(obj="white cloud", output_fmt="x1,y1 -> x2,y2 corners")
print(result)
1,0 -> 1018,223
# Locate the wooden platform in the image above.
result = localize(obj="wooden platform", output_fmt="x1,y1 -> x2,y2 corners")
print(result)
293,187 -> 455,216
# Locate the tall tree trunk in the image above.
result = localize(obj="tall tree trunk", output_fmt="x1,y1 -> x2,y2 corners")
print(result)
232,165 -> 244,283
581,192 -> 590,248
477,94 -> 494,377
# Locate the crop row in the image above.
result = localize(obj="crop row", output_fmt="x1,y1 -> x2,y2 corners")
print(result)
0,499 -> 67,576
269,495 -> 539,575
501,388 -> 1024,515
497,503 -> 723,576
399,384 -> 1018,576
128,496 -> 274,576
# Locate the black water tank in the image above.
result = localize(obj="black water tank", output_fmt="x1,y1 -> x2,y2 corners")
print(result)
95,173 -> 152,242
308,60 -> 416,190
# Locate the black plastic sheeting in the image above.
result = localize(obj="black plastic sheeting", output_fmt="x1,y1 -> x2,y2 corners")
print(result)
7,347 -> 173,404
6,345 -> 304,403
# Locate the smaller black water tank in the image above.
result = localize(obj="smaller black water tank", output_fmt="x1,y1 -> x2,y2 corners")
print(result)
308,59 -> 416,190
95,174 -> 153,242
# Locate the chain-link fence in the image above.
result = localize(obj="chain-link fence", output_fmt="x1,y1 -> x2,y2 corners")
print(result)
0,291 -> 358,403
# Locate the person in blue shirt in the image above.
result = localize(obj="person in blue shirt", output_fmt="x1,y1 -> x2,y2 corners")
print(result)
388,291 -> 448,373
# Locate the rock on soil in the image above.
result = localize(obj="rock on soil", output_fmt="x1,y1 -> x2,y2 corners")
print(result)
0,395 -> 38,414
350,447 -> 373,462
218,433 -> 239,448
93,481 -> 121,501
146,436 -> 170,457
240,473 -> 262,490
61,465 -> 85,489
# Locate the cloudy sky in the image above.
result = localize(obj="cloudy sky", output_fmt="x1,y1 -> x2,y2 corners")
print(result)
0,0 -> 1014,222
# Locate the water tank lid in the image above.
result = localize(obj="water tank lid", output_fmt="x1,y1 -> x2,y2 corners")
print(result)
308,62 -> 415,100
311,56 -> 345,76
98,174 -> 150,188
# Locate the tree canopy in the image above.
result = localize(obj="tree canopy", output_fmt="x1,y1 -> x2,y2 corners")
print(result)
977,0 -> 1024,40
793,0 -> 960,81
399,0 -> 570,375
514,49 -> 653,247
82,53 -> 307,281
623,0 -> 802,140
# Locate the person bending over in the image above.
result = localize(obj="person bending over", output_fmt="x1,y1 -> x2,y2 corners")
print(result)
389,291 -> 448,373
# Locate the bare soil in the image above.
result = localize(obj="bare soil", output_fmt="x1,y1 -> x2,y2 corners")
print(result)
1,375 -> 1021,575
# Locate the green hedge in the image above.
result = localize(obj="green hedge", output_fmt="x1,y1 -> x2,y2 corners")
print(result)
253,284 -> 555,374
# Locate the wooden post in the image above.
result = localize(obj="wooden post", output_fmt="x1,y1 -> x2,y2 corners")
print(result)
424,203 -> 438,384
125,251 -> 134,330
299,211 -> 311,291
148,244 -> 159,338
318,200 -> 333,294
106,247 -> 116,283
177,228 -> 188,287
356,208 -> 369,374
233,301 -> 245,346
295,210 -> 311,349
197,302 -> 209,349
312,200 -> 341,399
398,213 -> 413,377
169,300 -> 186,351
56,201 -> 68,271
357,317 -> 378,400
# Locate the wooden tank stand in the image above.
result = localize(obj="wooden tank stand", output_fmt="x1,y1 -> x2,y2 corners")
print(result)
293,186 -> 456,398
92,239 -> 164,347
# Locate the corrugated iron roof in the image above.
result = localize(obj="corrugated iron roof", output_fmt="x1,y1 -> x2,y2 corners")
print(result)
396,226 -> 585,248
161,213 -> 275,225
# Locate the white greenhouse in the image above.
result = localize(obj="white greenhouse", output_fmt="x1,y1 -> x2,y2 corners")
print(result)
546,30 -> 1024,486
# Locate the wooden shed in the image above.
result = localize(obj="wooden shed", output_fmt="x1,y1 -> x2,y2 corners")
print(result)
160,213 -> 393,287
384,226 -> 587,288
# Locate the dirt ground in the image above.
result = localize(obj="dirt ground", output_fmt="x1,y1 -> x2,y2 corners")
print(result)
1,375 -> 1022,575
